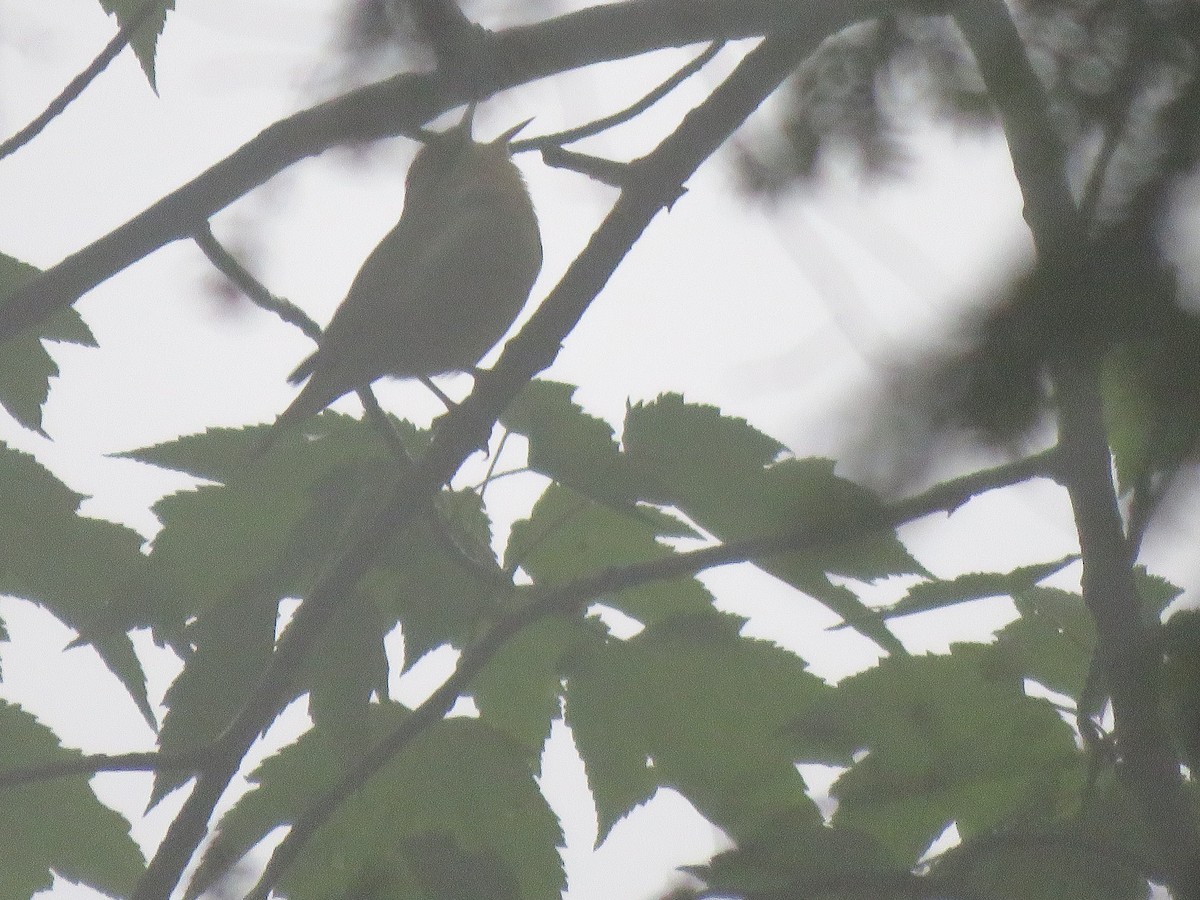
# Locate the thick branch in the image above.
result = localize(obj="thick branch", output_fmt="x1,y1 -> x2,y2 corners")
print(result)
0,0 -> 892,345
954,2 -> 1200,896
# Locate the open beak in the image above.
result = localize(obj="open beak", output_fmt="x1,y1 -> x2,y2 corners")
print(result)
496,117 -> 535,145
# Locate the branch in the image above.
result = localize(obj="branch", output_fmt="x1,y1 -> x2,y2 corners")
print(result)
133,16 -> 852,899
953,2 -> 1200,897
512,40 -> 726,153
193,223 -> 321,340
0,0 -> 896,346
245,447 -> 1058,898
0,747 -> 207,790
0,0 -> 165,162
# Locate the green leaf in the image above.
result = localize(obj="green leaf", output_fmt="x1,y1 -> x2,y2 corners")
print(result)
1103,347 -> 1158,496
0,253 -> 96,434
192,716 -> 563,900
97,0 -> 174,90
788,647 -> 1079,864
998,586 -> 1094,700
0,442 -> 150,720
304,586 -> 392,755
150,585 -> 278,806
123,418 -> 406,640
471,614 -> 606,754
362,487 -> 509,668
566,613 -> 828,842
932,808 -> 1154,900
1162,610 -> 1200,773
623,396 -> 921,653
0,700 -> 144,898
695,810 -> 899,897
883,555 -> 1077,620
502,380 -> 646,512
507,482 -> 714,625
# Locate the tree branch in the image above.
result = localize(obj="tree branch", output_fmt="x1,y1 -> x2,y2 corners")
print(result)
0,0 -> 895,346
131,14 -> 861,898
245,446 -> 1058,898
512,40 -> 726,153
0,747 -> 207,790
0,0 -> 165,162
953,2 -> 1200,897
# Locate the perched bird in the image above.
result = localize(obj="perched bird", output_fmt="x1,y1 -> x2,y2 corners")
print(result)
261,105 -> 542,448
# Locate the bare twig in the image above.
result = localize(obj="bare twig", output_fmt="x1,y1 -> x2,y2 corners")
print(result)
193,223 -> 321,340
0,0 -> 165,162
511,40 -> 726,153
0,747 -> 207,791
540,145 -> 635,186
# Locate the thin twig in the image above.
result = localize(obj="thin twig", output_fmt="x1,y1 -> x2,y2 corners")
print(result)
193,223 -> 321,341
0,0 -> 165,162
540,145 -> 633,186
0,748 -> 208,791
477,427 -> 511,501
510,40 -> 725,154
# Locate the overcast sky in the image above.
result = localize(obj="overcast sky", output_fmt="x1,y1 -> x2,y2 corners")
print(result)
0,2 -> 1137,898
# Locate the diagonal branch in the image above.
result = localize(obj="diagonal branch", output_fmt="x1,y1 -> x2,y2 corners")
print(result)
512,40 -> 727,153
245,447 -> 1058,898
0,0 -> 165,162
953,2 -> 1200,897
0,0 -> 896,346
0,747 -> 207,790
131,15 -> 861,899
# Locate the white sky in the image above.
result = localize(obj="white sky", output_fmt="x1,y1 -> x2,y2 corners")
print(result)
0,2 -> 1171,898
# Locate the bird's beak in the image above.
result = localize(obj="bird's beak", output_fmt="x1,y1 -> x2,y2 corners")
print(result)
496,117 -> 534,145
457,102 -> 478,138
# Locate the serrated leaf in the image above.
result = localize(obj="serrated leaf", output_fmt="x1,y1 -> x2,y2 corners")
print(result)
0,253 -> 96,433
151,584 -> 277,806
1133,565 -> 1182,618
998,585 -> 1094,700
696,811 -> 896,897
506,482 -> 714,625
566,613 -> 828,842
124,418 -> 407,640
0,700 -> 144,897
622,396 -> 920,653
304,587 -> 392,755
502,380 -> 645,512
788,647 -> 1079,864
932,801 -> 1153,900
191,716 -> 563,900
98,0 -> 174,89
471,614 -> 606,754
363,488 -> 509,668
884,555 -> 1077,620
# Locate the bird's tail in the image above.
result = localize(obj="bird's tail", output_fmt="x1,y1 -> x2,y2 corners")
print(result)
248,359 -> 327,459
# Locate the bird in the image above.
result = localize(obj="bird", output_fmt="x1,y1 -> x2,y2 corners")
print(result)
259,104 -> 542,450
